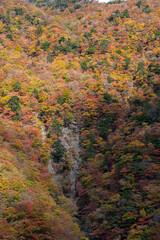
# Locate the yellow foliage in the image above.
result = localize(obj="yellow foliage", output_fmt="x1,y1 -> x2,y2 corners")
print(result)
29,76 -> 43,88
128,140 -> 145,150
41,104 -> 55,115
0,96 -> 10,106
108,194 -> 120,203
52,57 -> 69,71
83,175 -> 93,187
140,208 -> 147,218
0,21 -> 4,32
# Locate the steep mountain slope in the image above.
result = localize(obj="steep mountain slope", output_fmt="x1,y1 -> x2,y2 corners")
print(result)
0,0 -> 160,239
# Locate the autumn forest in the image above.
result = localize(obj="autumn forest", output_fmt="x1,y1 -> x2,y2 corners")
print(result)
0,0 -> 160,239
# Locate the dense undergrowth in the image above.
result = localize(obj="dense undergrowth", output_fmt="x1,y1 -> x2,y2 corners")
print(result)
0,0 -> 160,239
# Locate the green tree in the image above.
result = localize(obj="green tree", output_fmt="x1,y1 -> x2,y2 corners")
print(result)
52,140 -> 66,162
13,81 -> 21,92
32,88 -> 39,100
86,43 -> 96,55
8,96 -> 21,120
50,117 -> 62,135
41,41 -> 51,51
81,61 -> 87,71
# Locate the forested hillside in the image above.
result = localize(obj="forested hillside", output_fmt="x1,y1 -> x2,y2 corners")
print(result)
0,0 -> 160,239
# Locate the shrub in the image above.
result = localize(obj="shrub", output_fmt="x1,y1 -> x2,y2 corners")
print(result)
50,117 -> 62,135
4,26 -> 11,32
99,39 -> 108,53
103,91 -> 112,104
137,43 -> 142,52
121,9 -> 130,18
6,34 -> 13,40
52,140 -> 66,162
74,4 -> 81,10
13,81 -> 21,92
63,74 -> 71,83
41,41 -> 51,51
71,41 -> 79,50
86,43 -> 96,55
125,57 -> 130,70
90,28 -> 96,33
116,50 -> 122,54
32,88 -> 39,100
57,95 -> 64,105
143,5 -> 152,14
136,0 -> 143,8
81,61 -> 87,71
148,63 -> 160,74
8,96 -> 21,113
138,62 -> 145,74
108,14 -> 115,22
61,45 -> 72,54
8,96 -> 21,120
14,8 -> 23,16
85,131 -> 96,159
59,36 -> 65,43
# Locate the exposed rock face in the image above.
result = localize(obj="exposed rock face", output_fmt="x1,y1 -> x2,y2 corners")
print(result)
41,124 -> 46,143
60,123 -> 82,198
40,121 -> 81,199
